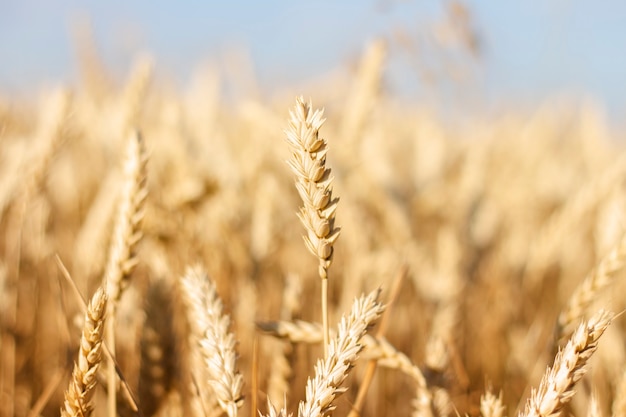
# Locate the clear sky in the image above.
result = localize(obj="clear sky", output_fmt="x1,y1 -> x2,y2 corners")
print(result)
1,1 -> 625,121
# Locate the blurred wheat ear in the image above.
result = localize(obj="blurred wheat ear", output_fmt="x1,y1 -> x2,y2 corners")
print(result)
61,287 -> 107,417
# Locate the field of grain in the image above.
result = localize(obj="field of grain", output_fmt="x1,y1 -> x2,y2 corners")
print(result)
1,37 -> 626,417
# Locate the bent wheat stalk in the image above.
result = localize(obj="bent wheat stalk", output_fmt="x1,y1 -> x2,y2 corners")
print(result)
285,97 -> 340,358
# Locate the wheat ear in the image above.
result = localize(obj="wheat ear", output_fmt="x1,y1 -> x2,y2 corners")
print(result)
103,130 -> 148,417
285,97 -> 340,358
262,399 -> 292,417
120,54 -> 153,135
481,390 -> 506,417
297,289 -> 384,417
61,287 -> 108,417
104,130 -> 148,303
519,310 -> 613,417
557,233 -> 626,341
179,265 -> 244,417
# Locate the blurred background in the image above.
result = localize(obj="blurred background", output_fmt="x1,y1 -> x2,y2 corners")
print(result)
4,3 -> 626,417
1,0 -> 626,126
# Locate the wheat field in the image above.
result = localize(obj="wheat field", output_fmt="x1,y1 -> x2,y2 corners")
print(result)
1,37 -> 626,417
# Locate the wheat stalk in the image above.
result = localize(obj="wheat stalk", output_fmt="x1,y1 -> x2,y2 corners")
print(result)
297,289 -> 384,417
179,265 -> 244,417
519,310 -> 613,417
285,96 -> 340,358
61,287 -> 108,417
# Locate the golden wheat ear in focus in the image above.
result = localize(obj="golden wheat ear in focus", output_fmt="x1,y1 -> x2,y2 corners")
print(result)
285,97 -> 340,358
285,97 -> 340,280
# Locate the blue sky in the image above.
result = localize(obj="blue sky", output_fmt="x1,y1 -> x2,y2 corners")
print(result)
1,1 -> 625,121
